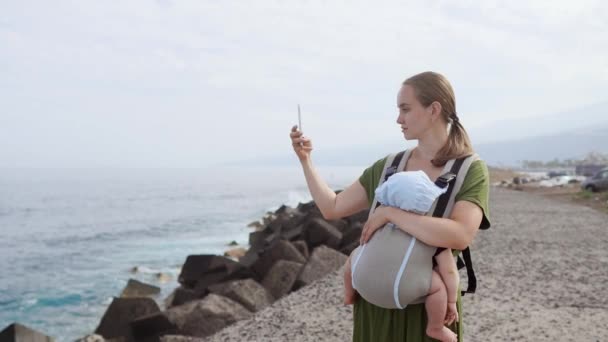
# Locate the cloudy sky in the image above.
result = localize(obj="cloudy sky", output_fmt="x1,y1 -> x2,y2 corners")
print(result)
1,0 -> 607,168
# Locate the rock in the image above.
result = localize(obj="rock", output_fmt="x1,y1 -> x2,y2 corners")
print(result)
262,260 -> 304,299
252,240 -> 307,278
130,312 -> 178,341
345,209 -> 369,225
280,223 -> 305,241
304,218 -> 343,249
246,220 -> 263,230
178,255 -> 253,290
296,201 -> 322,218
237,248 -> 261,271
249,230 -> 272,249
164,286 -> 198,309
292,240 -> 309,259
165,294 -> 252,338
328,219 -> 349,233
274,204 -> 300,216
178,255 -> 229,287
120,279 -> 161,298
160,336 -> 205,342
339,240 -> 360,256
208,278 -> 274,312
224,247 -> 247,260
340,222 -> 363,250
0,323 -> 55,341
94,297 -> 160,340
297,245 -> 347,286
75,334 -> 105,342
262,213 -> 277,226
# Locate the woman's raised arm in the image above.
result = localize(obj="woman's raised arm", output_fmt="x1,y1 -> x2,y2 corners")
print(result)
290,125 -> 369,220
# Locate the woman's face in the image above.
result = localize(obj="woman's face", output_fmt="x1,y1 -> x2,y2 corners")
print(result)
396,84 -> 433,141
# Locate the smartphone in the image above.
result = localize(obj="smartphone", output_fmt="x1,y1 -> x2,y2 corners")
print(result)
298,104 -> 302,133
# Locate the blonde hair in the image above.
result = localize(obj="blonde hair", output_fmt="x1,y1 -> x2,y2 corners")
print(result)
403,71 -> 473,167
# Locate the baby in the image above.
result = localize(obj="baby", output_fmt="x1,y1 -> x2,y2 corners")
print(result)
343,170 -> 459,342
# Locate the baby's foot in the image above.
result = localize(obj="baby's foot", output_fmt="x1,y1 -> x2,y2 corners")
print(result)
343,288 -> 358,305
426,326 -> 457,342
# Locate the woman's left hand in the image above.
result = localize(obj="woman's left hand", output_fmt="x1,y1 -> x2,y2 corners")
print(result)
360,206 -> 390,244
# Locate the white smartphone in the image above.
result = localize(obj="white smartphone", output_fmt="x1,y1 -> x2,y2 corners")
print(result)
298,104 -> 302,133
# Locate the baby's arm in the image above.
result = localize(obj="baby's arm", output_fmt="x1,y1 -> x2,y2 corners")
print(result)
434,248 -> 459,304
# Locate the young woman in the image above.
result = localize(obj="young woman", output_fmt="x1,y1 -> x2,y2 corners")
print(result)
289,71 -> 491,341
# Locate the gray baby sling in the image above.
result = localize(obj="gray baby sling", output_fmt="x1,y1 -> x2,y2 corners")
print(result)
350,149 -> 480,309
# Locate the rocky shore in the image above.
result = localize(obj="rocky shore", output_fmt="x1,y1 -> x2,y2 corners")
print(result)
3,187 -> 607,341
2,191 -> 366,341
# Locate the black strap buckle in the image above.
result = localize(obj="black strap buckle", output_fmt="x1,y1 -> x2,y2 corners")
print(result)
435,172 -> 456,189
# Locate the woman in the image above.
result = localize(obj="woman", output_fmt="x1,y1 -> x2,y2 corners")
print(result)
289,71 -> 491,342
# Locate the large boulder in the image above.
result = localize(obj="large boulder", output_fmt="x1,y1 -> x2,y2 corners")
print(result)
178,255 -> 251,289
237,248 -> 261,270
292,240 -> 309,260
160,336 -> 205,342
339,222 -> 363,255
164,286 -> 198,309
262,260 -> 304,300
328,219 -> 349,233
120,279 -> 161,298
345,209 -> 370,225
165,294 -> 252,338
340,222 -> 363,247
130,312 -> 178,341
208,278 -> 274,312
223,247 -> 247,260
0,323 -> 55,341
296,201 -> 322,218
249,228 -> 285,251
304,218 -> 343,249
252,240 -> 307,278
296,245 -> 347,287
178,255 -> 253,299
94,297 -> 160,341
280,223 -> 305,241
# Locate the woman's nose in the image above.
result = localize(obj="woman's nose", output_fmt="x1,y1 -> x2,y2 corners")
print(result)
396,114 -> 404,124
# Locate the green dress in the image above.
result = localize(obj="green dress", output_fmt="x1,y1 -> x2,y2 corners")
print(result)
353,155 -> 492,342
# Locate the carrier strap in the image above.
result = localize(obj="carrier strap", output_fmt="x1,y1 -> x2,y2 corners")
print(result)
458,247 -> 476,295
373,150 -> 406,211
431,156 -> 478,297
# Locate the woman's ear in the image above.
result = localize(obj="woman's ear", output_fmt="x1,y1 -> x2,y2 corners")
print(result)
430,101 -> 443,122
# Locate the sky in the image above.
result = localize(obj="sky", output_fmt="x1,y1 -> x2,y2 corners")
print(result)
1,0 -> 607,168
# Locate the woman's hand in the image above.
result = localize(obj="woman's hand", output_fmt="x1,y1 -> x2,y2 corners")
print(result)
360,206 -> 390,244
290,125 -> 313,162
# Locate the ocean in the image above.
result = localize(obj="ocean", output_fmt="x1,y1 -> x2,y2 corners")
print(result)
0,164 -> 364,341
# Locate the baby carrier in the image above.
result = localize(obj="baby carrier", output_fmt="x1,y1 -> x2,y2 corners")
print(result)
350,149 -> 482,309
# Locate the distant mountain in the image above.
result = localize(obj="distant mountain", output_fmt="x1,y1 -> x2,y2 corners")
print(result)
467,101 -> 608,144
475,123 -> 608,167
222,101 -> 607,168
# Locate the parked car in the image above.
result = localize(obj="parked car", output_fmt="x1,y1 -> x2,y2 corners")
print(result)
548,170 -> 568,178
581,168 -> 608,192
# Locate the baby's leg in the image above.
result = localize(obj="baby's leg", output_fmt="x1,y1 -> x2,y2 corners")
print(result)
425,270 -> 458,342
343,255 -> 357,305
435,248 -> 460,325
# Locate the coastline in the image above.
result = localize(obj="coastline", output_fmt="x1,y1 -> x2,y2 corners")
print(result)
4,184 -> 608,341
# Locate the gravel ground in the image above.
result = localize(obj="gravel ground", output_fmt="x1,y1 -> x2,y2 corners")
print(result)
202,187 -> 608,342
